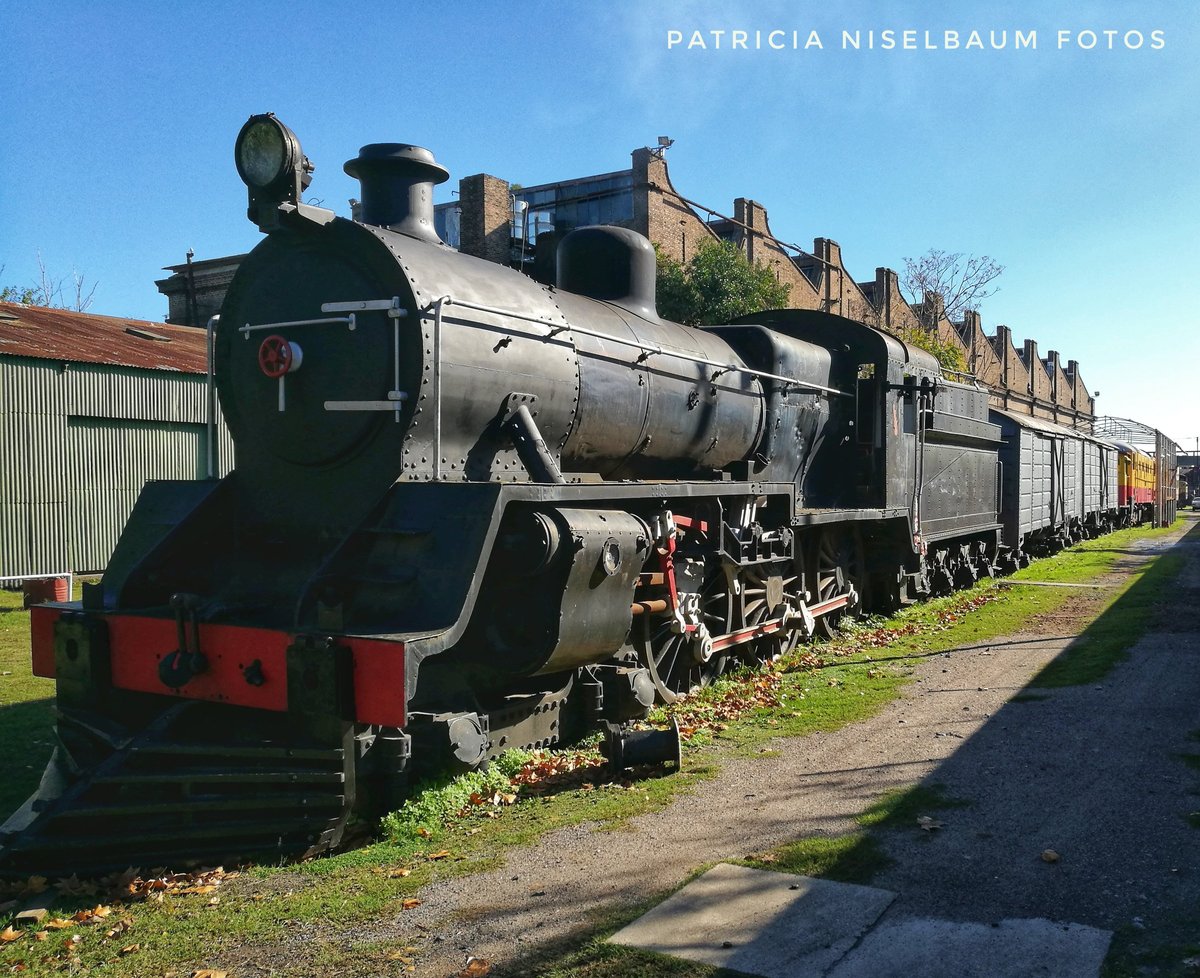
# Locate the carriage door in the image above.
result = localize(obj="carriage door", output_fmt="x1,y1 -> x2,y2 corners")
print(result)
1050,437 -> 1066,528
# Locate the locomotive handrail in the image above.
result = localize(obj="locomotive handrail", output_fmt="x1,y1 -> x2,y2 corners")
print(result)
431,295 -> 848,397
239,315 -> 359,336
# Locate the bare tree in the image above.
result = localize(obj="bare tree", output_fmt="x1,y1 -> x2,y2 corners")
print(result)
900,250 -> 1003,329
69,265 -> 98,312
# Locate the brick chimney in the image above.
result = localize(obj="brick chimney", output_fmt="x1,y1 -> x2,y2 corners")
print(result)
459,173 -> 511,264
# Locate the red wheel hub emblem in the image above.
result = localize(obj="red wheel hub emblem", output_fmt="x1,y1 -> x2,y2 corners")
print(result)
258,335 -> 293,378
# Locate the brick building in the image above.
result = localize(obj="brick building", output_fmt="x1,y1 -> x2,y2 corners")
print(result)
158,145 -> 1095,429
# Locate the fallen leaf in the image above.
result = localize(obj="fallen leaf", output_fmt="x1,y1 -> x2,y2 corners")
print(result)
388,950 -> 413,963
458,958 -> 492,977
191,970 -> 229,978
428,850 -> 452,861
33,931 -> 48,942
917,816 -> 943,832
388,868 -> 412,879
43,918 -> 74,930
415,827 -> 432,838
0,926 -> 22,943
1041,849 -> 1061,863
400,898 -> 422,910
24,877 -> 47,895
119,943 -> 140,955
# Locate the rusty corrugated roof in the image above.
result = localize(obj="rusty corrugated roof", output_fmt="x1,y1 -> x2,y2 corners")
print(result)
0,301 -> 208,373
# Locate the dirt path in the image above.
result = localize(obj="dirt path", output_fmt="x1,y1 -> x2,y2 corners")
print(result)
279,517 -> 1200,976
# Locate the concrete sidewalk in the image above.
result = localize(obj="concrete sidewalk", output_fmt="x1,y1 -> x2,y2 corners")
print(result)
611,863 -> 1112,978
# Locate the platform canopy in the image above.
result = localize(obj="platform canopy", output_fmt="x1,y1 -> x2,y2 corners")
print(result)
1094,416 -> 1181,454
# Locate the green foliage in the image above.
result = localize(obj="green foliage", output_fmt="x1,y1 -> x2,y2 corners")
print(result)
0,283 -> 41,305
656,240 -> 790,326
895,324 -> 966,373
0,259 -> 96,310
379,749 -> 534,840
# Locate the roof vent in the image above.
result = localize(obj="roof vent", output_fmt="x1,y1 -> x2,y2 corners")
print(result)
125,326 -> 172,342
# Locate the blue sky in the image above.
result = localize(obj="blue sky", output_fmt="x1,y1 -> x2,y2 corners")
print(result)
2,1 -> 1197,447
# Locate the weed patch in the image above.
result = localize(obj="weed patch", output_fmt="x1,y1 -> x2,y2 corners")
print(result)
742,833 -> 889,884
856,783 -> 972,829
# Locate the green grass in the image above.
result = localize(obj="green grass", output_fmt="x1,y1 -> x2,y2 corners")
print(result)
856,783 -> 972,829
0,588 -> 57,817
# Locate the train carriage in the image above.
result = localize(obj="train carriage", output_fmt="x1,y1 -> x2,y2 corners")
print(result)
1114,441 -> 1156,524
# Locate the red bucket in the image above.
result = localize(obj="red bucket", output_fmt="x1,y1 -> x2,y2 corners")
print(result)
22,577 -> 69,608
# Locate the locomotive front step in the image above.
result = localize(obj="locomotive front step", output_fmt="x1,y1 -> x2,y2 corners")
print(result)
0,701 -> 354,878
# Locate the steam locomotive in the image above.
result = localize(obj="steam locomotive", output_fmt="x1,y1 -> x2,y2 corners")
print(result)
1,115 -> 1139,873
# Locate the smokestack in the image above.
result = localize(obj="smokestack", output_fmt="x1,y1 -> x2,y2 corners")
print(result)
343,143 -> 449,243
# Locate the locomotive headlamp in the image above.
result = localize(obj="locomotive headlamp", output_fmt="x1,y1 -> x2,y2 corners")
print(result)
235,112 -> 323,231
235,113 -> 308,191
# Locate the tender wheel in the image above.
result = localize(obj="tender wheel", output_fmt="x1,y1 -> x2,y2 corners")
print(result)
811,529 -> 861,638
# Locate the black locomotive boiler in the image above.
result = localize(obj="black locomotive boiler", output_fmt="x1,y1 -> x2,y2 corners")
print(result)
2,115 -> 1124,872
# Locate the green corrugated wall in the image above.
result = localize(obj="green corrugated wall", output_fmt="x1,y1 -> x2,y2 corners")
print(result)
0,356 -> 235,576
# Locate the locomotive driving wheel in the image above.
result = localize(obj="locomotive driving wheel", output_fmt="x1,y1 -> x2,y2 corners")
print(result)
811,528 -> 862,638
738,562 -> 804,666
636,564 -> 734,703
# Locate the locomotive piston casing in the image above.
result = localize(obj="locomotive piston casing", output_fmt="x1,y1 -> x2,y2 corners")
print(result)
473,507 -> 650,676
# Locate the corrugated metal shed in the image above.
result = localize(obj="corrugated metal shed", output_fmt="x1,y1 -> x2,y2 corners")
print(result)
0,301 -> 234,577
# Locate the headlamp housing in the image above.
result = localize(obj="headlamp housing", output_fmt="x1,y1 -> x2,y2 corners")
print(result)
235,113 -> 316,230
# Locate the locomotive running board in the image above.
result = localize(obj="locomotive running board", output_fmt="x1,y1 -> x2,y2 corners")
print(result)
0,701 -> 354,878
